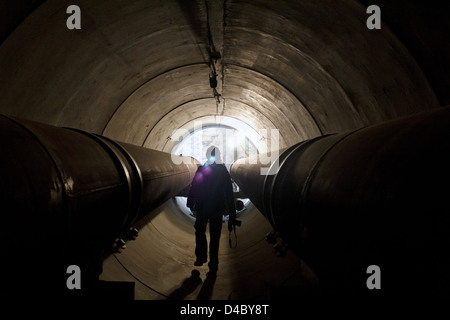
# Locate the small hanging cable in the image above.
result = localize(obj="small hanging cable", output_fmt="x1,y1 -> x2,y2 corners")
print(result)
209,70 -> 218,89
209,68 -> 221,104
205,0 -> 222,119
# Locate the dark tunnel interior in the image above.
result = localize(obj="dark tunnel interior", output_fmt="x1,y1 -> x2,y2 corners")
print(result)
1,0 -> 449,301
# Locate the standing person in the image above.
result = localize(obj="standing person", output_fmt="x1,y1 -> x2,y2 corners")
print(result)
187,146 -> 236,275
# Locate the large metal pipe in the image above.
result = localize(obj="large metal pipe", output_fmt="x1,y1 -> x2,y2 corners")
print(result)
0,115 -> 198,297
231,107 -> 450,296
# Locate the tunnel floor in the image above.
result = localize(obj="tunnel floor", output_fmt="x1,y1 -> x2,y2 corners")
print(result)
100,199 -> 318,300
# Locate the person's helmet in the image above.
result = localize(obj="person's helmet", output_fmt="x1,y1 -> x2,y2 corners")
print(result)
206,145 -> 222,164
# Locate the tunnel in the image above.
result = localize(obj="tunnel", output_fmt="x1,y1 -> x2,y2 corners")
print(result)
1,0 -> 449,301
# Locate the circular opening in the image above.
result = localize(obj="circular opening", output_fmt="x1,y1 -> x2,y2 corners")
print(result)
172,124 -> 258,170
173,196 -> 251,221
171,124 -> 258,220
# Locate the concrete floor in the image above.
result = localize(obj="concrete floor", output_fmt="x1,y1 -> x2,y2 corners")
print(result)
100,199 -> 318,300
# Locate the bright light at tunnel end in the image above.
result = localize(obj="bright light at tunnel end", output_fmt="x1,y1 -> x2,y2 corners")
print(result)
170,120 -> 280,175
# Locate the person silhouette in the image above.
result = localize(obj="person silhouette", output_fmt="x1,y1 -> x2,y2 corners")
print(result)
187,146 -> 236,275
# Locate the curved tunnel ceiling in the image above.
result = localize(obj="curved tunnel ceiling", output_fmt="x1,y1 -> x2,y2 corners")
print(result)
0,0 -> 444,300
0,0 -> 439,146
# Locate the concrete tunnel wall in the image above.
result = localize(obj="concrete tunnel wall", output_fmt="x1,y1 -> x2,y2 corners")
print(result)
0,0 -> 447,299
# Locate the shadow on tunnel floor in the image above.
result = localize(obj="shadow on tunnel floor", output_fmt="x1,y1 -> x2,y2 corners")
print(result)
168,269 -> 203,300
168,269 -> 218,300
197,273 -> 217,300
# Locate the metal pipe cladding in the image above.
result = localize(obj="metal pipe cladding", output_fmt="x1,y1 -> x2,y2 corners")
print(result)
0,115 -> 198,296
231,107 -> 450,296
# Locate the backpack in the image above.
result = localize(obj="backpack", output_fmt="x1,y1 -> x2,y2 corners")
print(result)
187,163 -> 225,212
